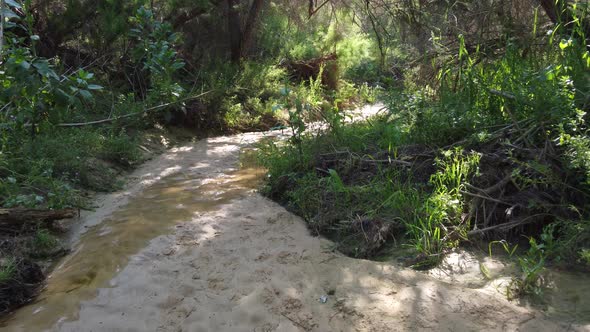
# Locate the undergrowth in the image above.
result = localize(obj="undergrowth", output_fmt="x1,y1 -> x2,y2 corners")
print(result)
258,18 -> 590,300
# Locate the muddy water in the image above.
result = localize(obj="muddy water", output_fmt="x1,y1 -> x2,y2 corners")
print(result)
0,153 -> 265,331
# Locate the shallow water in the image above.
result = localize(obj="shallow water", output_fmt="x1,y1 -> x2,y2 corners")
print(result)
0,155 -> 265,331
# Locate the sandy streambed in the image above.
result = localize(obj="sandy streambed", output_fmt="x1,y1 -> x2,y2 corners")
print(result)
0,105 -> 587,331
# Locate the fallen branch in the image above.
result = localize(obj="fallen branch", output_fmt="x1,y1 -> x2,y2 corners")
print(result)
489,89 -> 516,100
459,190 -> 512,206
360,158 -> 412,167
465,174 -> 512,195
56,91 -> 212,128
319,150 -> 412,167
468,213 -> 552,236
0,208 -> 77,229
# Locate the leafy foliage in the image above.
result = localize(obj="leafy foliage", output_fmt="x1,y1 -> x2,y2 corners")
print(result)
129,6 -> 185,101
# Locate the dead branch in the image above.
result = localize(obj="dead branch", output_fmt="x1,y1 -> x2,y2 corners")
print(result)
459,190 -> 512,206
465,174 -> 512,195
0,208 -> 77,229
489,89 -> 516,100
468,213 -> 552,236
56,91 -> 212,128
360,158 -> 412,167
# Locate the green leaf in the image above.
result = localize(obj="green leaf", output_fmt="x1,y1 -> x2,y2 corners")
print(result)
78,89 -> 93,100
54,88 -> 71,105
328,169 -> 347,193
33,60 -> 59,80
5,0 -> 22,8
171,62 -> 185,70
19,60 -> 30,70
1,8 -> 19,18
559,39 -> 572,50
87,84 -> 103,90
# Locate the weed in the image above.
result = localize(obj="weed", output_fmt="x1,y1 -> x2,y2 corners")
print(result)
404,149 -> 481,261
31,229 -> 59,252
489,240 -> 518,258
0,258 -> 16,284
100,131 -> 142,167
508,238 -> 547,299
538,219 -> 590,267
489,238 -> 547,299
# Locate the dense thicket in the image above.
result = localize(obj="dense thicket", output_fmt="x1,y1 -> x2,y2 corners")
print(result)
257,0 -> 590,297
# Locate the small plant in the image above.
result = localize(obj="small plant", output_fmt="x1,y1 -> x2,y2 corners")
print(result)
280,85 -> 307,157
129,6 -> 185,102
507,237 -> 547,299
430,148 -> 481,196
31,229 -> 59,251
100,131 -> 142,167
0,258 -> 17,284
488,237 -> 547,299
327,168 -> 351,202
404,148 -> 481,263
488,239 -> 519,258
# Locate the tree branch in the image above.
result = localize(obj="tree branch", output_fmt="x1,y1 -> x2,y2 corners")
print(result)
308,0 -> 331,18
0,0 -> 5,59
56,91 -> 211,128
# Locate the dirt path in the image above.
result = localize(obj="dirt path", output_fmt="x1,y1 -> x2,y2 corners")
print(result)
1,105 -> 587,331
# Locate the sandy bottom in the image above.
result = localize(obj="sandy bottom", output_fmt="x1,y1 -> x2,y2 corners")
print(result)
1,105 -> 588,332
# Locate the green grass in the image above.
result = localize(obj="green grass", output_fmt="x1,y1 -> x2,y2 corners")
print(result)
31,229 -> 59,252
0,127 -> 143,209
0,258 -> 16,284
258,118 -> 485,261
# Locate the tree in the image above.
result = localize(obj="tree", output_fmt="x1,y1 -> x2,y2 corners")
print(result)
240,0 -> 264,58
226,0 -> 265,63
227,0 -> 242,63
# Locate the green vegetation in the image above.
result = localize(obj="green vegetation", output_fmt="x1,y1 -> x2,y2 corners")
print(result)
0,0 -> 385,209
0,0 -> 589,311
30,229 -> 59,251
255,0 -> 590,300
0,0 -> 388,313
0,258 -> 16,284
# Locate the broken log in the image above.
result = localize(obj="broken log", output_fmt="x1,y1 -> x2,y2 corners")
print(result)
0,208 -> 77,230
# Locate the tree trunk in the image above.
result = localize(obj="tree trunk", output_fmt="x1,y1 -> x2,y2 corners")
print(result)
0,0 -> 4,59
365,0 -> 385,68
240,0 -> 264,58
227,0 -> 242,64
